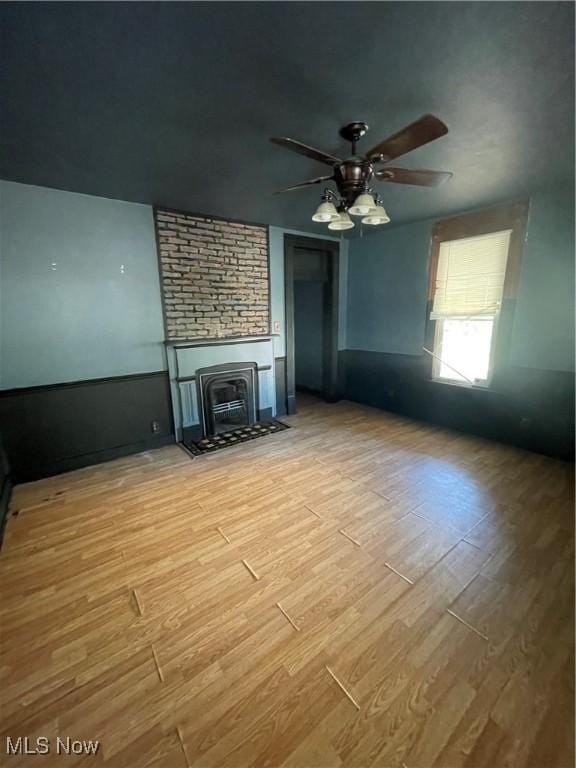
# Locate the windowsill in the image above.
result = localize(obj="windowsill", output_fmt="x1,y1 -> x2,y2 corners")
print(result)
429,377 -> 495,392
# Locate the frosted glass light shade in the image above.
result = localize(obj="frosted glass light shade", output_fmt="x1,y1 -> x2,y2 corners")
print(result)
362,205 -> 391,225
349,193 -> 376,216
328,211 -> 355,230
312,200 -> 340,222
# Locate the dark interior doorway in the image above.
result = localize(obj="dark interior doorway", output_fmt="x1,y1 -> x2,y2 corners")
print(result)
284,235 -> 339,415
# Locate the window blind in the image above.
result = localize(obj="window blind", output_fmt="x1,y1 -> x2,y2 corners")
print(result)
431,229 -> 512,319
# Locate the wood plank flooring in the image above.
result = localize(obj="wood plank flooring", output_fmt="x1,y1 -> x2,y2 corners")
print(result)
1,396 -> 573,767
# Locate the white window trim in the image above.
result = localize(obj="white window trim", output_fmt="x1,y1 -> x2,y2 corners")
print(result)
431,314 -> 500,389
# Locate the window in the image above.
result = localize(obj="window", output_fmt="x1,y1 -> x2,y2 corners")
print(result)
429,229 -> 512,386
427,201 -> 528,388
433,316 -> 496,384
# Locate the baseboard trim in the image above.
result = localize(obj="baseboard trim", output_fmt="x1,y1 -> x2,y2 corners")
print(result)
295,385 -> 323,397
13,434 -> 176,484
259,407 -> 273,421
295,385 -> 341,404
286,394 -> 297,416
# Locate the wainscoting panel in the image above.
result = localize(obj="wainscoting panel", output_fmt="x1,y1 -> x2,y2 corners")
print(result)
179,380 -> 199,428
339,349 -> 574,461
0,371 -> 174,483
275,356 -> 287,417
0,438 -> 12,546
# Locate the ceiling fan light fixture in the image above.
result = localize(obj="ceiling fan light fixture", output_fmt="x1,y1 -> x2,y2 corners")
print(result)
328,211 -> 355,231
312,200 -> 340,222
349,193 -> 377,216
362,205 -> 391,225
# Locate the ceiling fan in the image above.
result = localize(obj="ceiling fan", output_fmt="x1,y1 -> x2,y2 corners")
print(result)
270,114 -> 452,230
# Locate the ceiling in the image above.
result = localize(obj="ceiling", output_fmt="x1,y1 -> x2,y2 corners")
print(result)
1,2 -> 574,234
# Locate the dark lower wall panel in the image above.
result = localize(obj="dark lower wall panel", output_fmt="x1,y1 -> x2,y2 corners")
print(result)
339,350 -> 574,461
0,438 -> 12,546
275,357 -> 287,417
0,371 -> 175,483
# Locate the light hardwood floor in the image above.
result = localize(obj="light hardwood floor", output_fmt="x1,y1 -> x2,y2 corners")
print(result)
1,397 -> 574,767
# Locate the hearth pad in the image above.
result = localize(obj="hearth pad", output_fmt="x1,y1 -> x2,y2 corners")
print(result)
182,420 -> 290,455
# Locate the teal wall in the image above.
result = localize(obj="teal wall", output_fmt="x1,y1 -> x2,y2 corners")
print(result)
347,221 -> 431,355
346,187 -> 575,373
0,181 -> 167,389
510,187 -> 575,371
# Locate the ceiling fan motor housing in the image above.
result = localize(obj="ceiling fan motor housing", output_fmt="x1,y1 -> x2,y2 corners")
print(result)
334,160 -> 374,207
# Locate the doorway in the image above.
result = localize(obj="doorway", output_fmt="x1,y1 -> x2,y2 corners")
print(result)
284,235 -> 340,415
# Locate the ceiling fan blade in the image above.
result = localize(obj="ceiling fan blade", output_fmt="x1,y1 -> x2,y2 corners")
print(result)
375,167 -> 453,187
367,114 -> 448,162
273,175 -> 334,194
270,137 -> 342,166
